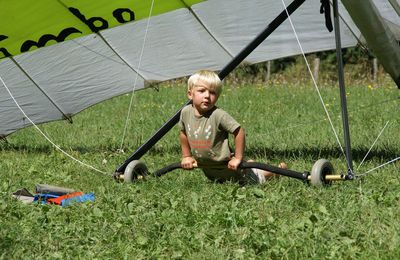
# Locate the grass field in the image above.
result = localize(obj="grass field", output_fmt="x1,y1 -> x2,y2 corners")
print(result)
1,74 -> 400,258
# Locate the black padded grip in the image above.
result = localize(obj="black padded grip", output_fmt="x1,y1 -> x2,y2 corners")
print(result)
153,162 -> 182,177
153,161 -> 307,180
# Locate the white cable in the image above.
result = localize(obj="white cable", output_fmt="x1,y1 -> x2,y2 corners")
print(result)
281,0 -> 400,177
0,75 -> 108,175
119,0 -> 155,151
358,156 -> 400,177
357,121 -> 390,170
280,0 -> 351,173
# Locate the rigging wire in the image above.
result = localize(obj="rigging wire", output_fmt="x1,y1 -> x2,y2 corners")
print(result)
280,0 -> 352,173
119,0 -> 155,152
0,75 -> 108,175
357,120 -> 390,170
282,0 -> 399,177
358,156 -> 400,177
260,97 -> 398,137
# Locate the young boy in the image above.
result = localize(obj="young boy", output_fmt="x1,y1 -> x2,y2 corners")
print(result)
179,70 -> 286,184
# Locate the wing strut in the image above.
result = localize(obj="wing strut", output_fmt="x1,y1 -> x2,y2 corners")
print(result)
115,0 -> 307,173
333,0 -> 354,176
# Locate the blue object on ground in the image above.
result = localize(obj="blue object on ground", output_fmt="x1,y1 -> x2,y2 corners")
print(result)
61,193 -> 96,207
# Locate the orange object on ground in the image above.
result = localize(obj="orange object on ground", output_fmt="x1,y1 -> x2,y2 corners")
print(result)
47,192 -> 83,205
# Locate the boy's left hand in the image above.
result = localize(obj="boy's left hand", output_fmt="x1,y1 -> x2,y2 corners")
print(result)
228,157 -> 242,170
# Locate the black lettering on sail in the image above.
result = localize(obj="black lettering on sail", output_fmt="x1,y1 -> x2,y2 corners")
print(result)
69,7 -> 108,33
20,27 -> 82,52
0,35 -> 11,57
113,8 -> 135,23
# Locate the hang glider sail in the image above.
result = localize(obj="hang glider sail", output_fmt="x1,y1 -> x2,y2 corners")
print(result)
0,0 -> 399,138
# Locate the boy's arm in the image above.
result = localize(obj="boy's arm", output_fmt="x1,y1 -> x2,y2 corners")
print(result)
179,130 -> 197,169
228,127 -> 245,170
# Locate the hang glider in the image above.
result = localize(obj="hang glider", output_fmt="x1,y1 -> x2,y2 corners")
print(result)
0,0 -> 399,139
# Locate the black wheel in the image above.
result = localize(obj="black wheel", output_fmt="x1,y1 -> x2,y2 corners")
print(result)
311,159 -> 334,186
124,160 -> 149,183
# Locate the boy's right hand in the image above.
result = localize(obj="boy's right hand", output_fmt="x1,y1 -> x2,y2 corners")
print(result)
181,156 -> 197,170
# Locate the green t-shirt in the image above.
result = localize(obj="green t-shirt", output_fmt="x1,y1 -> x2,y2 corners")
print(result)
179,105 -> 240,167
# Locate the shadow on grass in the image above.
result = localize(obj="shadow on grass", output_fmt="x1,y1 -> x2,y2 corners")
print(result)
2,143 -> 399,163
246,146 -> 400,162
0,143 -> 116,154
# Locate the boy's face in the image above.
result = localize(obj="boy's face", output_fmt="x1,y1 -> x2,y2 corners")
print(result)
188,80 -> 219,115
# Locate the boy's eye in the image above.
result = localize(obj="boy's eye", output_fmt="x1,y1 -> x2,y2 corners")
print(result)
195,87 -> 216,95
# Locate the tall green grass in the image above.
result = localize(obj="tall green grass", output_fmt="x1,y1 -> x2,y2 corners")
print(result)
1,73 -> 399,258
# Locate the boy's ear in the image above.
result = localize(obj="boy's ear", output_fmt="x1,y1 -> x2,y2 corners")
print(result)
187,89 -> 193,100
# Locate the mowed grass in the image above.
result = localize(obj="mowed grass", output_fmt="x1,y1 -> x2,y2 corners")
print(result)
1,78 -> 400,258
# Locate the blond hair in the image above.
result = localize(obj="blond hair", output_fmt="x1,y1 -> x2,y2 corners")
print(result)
188,70 -> 222,95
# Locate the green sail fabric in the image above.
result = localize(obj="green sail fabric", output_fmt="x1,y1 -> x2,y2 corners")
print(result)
0,0 -> 399,137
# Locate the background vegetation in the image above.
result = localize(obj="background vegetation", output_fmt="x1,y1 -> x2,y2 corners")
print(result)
1,47 -> 399,258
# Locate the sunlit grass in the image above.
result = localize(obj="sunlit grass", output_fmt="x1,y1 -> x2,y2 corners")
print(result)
1,77 -> 399,258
